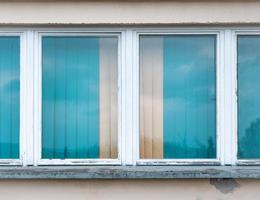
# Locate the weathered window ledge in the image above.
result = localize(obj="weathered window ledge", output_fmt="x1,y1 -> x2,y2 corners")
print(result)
0,166 -> 258,179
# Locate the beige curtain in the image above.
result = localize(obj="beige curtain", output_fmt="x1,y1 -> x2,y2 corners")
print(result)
99,38 -> 118,159
140,37 -> 164,159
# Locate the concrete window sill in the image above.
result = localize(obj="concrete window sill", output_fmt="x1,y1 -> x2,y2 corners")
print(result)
0,166 -> 258,179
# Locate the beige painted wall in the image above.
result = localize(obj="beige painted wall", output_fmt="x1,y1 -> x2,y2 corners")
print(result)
0,1 -> 260,24
0,1 -> 259,200
0,179 -> 257,200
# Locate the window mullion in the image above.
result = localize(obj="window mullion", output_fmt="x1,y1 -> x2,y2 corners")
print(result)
20,30 -> 34,166
33,31 -> 41,166
230,30 -> 238,165
221,29 -> 237,165
217,31 -> 225,165
121,29 -> 135,165
132,30 -> 139,165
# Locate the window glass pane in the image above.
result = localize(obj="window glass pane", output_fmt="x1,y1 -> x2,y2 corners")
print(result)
140,35 -> 216,159
238,35 -> 260,159
42,36 -> 118,159
0,36 -> 20,159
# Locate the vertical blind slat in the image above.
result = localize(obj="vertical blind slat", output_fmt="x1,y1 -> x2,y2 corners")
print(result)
86,38 -> 99,158
0,37 -> 19,159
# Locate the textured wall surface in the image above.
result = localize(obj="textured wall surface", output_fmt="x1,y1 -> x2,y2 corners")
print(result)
0,179 -> 259,200
0,1 -> 260,24
0,1 -> 259,200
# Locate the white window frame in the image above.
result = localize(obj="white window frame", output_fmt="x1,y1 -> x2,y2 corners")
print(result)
0,30 -> 27,166
129,28 -> 227,166
232,29 -> 260,166
1,27 -> 260,166
32,29 -> 124,166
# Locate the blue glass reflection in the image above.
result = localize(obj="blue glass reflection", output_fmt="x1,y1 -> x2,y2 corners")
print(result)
42,37 -> 99,159
238,36 -> 260,159
0,37 -> 20,159
163,35 -> 216,158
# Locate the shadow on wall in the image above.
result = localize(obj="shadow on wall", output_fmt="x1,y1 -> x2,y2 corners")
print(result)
210,178 -> 240,194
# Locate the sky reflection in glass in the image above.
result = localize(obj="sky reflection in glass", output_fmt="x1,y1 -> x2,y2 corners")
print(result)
163,35 -> 216,158
139,35 -> 216,159
238,36 -> 260,159
0,37 -> 20,159
42,37 -> 100,159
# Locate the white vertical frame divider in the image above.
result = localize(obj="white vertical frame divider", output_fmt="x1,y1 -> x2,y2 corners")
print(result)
20,31 -> 28,166
121,30 -> 133,165
23,30 -> 35,166
226,29 -> 238,166
33,30 -> 41,166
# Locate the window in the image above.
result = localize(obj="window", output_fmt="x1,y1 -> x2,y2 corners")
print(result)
139,35 -> 217,160
0,36 -> 20,159
0,28 -> 259,167
237,35 -> 260,160
41,36 -> 118,160
0,32 -> 25,166
34,33 -> 121,165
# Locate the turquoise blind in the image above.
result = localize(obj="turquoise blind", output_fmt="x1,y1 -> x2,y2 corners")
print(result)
0,37 -> 20,159
238,36 -> 260,158
163,35 -> 216,158
42,37 -> 99,159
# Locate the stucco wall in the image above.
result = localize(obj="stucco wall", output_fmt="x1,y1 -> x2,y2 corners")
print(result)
0,1 -> 260,199
0,179 -> 258,200
0,1 -> 260,24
